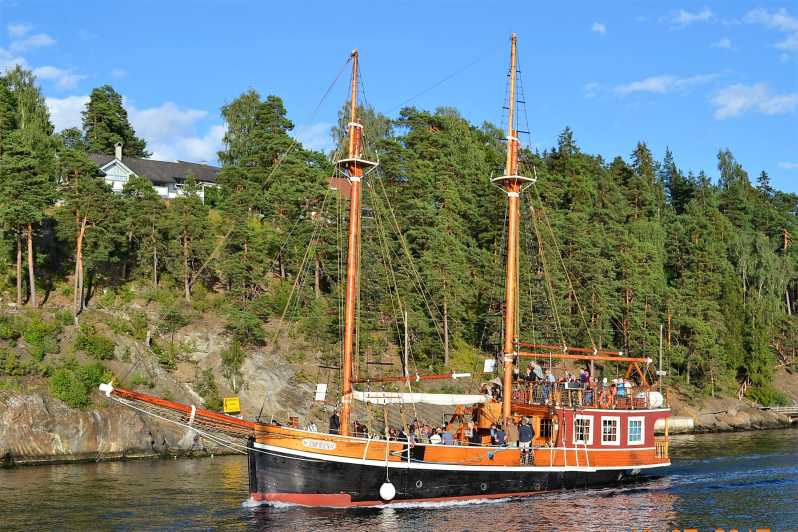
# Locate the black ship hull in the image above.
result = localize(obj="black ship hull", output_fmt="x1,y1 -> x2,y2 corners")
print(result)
247,441 -> 663,507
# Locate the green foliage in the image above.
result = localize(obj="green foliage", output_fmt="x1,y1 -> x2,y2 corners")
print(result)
195,367 -> 222,411
221,340 -> 246,391
22,316 -> 60,361
129,373 -> 155,388
82,85 -> 149,157
0,314 -> 21,340
224,307 -> 266,346
74,323 -> 115,360
49,359 -> 111,408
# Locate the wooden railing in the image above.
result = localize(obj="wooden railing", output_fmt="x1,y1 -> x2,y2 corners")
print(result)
655,437 -> 669,459
511,382 -> 661,410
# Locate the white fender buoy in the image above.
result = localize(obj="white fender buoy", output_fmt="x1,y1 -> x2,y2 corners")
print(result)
379,481 -> 396,501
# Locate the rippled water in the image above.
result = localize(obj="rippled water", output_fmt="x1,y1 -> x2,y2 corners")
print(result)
1,429 -> 796,531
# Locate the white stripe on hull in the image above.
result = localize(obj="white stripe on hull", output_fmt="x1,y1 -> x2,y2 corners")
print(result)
253,442 -> 670,472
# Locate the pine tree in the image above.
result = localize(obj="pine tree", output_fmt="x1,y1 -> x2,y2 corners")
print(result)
0,128 -> 56,307
121,175 -> 167,287
82,85 -> 149,157
57,149 -> 118,317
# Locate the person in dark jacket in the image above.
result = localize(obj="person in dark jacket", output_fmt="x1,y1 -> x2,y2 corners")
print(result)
518,417 -> 534,464
329,409 -> 340,435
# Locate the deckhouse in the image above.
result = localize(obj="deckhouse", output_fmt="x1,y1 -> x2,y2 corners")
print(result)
89,143 -> 219,202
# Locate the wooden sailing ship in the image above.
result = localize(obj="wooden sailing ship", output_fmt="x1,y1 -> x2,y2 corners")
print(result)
100,35 -> 671,507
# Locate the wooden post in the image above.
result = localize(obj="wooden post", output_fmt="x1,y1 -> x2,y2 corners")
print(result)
340,50 -> 362,437
501,34 -> 520,423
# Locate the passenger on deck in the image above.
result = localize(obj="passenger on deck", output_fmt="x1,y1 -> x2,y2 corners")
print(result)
440,426 -> 454,445
429,428 -> 442,445
493,422 -> 507,447
518,417 -> 533,464
328,410 -> 340,435
506,417 -> 519,447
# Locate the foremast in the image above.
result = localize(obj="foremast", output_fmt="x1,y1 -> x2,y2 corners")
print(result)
337,49 -> 377,436
493,34 -> 535,421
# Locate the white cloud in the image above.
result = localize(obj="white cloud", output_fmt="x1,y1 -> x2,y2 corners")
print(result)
111,68 -> 127,79
614,73 -> 718,95
778,161 -> 798,169
129,102 -> 207,144
591,22 -> 606,35
710,83 -> 798,119
0,46 -> 27,72
712,37 -> 733,49
664,8 -> 713,28
33,65 -> 85,90
45,94 -> 89,132
745,8 -> 798,51
149,124 -> 225,163
584,81 -> 599,98
294,122 -> 334,152
9,32 -> 55,52
7,24 -> 31,38
46,95 -> 223,163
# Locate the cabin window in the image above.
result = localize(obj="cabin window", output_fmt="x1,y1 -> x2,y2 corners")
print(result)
628,416 -> 645,445
539,418 -> 552,440
601,416 -> 620,445
573,415 -> 593,445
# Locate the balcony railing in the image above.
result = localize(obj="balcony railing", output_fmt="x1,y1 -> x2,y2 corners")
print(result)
655,437 -> 669,459
511,381 -> 663,410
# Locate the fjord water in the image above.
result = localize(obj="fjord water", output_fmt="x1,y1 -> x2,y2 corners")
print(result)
2,429 -> 796,531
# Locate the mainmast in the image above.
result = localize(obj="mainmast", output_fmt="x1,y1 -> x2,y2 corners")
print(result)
337,49 -> 377,436
492,34 -> 533,422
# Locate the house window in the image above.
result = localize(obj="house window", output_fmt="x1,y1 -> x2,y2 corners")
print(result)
628,417 -> 645,445
539,418 -> 552,440
573,415 -> 593,445
601,416 -> 620,445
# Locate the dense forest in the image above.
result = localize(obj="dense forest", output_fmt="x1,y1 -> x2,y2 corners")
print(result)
0,65 -> 796,407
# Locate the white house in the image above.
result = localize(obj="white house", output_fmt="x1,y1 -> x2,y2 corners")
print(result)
89,143 -> 219,202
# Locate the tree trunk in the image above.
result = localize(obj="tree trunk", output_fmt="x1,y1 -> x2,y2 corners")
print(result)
183,234 -> 191,302
314,251 -> 321,298
26,224 -> 36,308
443,277 -> 449,368
74,217 -> 87,317
153,242 -> 158,288
787,288 -> 792,316
15,231 -> 22,306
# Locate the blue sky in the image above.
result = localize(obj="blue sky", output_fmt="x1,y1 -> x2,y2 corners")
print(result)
1,1 -> 796,192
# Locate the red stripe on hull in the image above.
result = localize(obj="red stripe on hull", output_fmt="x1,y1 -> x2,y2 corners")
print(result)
250,490 -> 544,507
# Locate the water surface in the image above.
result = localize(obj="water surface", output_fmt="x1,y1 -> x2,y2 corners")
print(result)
2,429 -> 796,530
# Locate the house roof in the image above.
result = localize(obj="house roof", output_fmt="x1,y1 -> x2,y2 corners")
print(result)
88,154 -> 220,185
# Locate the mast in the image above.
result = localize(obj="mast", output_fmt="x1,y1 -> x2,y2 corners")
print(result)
338,49 -> 376,436
495,33 -> 527,422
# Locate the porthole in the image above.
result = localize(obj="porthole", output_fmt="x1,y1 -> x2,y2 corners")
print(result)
534,482 -> 541,491
416,480 -> 423,488
480,482 -> 487,491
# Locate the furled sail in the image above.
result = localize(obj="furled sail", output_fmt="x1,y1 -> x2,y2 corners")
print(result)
352,390 -> 489,406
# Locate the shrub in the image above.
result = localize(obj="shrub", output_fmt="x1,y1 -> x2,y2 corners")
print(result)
130,373 -> 155,388
151,341 -> 176,370
224,308 -> 265,346
221,340 -> 246,391
747,384 -> 791,407
74,324 -> 115,360
194,367 -> 222,411
49,360 -> 112,408
0,315 -> 21,341
22,317 -> 60,362
158,305 -> 189,343
0,350 -> 30,376
49,367 -> 89,408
